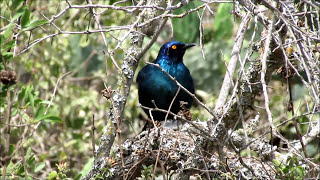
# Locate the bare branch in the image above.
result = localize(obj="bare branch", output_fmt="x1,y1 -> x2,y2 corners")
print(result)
215,13 -> 251,111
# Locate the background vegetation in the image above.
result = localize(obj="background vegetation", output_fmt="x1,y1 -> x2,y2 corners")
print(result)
0,0 -> 319,179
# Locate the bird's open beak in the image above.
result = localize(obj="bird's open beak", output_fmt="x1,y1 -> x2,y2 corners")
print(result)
183,43 -> 196,49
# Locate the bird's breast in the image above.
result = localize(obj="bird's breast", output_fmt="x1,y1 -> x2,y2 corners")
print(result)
159,62 -> 185,78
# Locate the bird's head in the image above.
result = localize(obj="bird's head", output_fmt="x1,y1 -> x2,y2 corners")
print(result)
157,41 -> 196,63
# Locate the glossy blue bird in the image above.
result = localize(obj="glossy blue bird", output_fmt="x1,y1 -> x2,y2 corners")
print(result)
137,41 -> 195,126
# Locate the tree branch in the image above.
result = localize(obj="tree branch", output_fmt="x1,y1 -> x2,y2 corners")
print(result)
215,13 -> 251,111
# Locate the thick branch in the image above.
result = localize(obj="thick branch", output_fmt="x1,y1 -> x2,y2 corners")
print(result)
215,13 -> 251,111
83,1 -> 165,179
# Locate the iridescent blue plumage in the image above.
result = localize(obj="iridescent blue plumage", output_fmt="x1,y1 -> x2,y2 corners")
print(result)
137,41 -> 195,124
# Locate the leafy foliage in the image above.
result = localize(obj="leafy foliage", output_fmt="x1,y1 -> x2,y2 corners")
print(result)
273,155 -> 305,180
0,0 -> 318,179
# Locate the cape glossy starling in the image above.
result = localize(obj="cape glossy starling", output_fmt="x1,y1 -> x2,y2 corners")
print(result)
137,41 -> 195,127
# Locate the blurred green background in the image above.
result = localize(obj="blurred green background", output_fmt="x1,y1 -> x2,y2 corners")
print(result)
0,0 -> 318,179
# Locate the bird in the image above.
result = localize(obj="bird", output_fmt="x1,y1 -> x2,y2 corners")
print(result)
137,41 -> 195,128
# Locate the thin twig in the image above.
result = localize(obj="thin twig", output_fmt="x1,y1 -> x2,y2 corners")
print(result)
91,114 -> 96,158
87,0 -> 121,70
260,12 -> 276,140
2,87 -> 13,180
45,71 -> 72,114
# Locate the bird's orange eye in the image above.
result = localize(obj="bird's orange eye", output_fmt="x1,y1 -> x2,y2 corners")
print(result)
171,45 -> 177,49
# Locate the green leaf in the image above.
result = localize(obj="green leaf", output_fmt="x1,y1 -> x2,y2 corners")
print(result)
2,40 -> 15,51
272,159 -> 281,167
2,23 -> 15,41
79,157 -> 94,177
213,3 -> 234,40
172,2 -> 201,43
26,85 -> 34,108
72,133 -> 83,139
12,6 -> 27,20
21,6 -> 30,29
43,116 -> 62,123
72,118 -> 85,129
288,156 -> 294,168
27,154 -> 35,166
23,19 -> 49,31
9,144 -> 15,156
290,166 -> 305,180
40,100 -> 51,105
34,162 -> 45,173
74,173 -> 83,180
35,105 -> 45,121
11,0 -> 24,10
25,176 -> 33,180
0,23 -> 14,51
1,51 -> 13,60
48,171 -> 58,180
25,147 -> 31,158
6,161 -> 14,173
18,86 -> 26,103
109,0 -> 117,5
11,107 -> 18,117
0,35 -> 4,46
34,105 -> 62,123
16,163 -> 25,175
